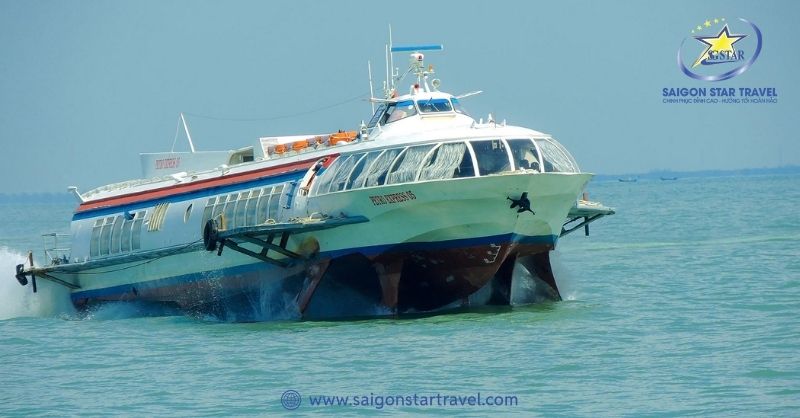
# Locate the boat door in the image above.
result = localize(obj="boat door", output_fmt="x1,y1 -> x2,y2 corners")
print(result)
288,157 -> 330,218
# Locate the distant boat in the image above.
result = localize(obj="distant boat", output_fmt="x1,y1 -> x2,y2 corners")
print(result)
618,177 -> 637,183
660,176 -> 678,181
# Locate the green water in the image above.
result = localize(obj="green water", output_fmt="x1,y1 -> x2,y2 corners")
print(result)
1,174 -> 799,416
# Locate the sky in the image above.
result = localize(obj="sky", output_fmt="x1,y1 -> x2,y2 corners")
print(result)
1,0 -> 798,193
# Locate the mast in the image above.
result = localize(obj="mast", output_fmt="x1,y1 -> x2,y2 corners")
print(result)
368,61 -> 375,113
180,112 -> 196,153
388,25 -> 394,94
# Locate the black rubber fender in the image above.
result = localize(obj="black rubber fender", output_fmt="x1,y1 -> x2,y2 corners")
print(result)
203,219 -> 219,252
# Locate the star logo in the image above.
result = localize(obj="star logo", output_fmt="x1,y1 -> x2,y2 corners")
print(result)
692,24 -> 746,68
677,17 -> 762,81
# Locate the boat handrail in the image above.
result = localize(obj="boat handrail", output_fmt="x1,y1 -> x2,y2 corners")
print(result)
82,176 -> 177,199
41,232 -> 71,265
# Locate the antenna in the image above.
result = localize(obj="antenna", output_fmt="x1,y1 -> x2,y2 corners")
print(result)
456,90 -> 483,99
388,25 -> 394,92
384,44 -> 389,96
367,61 -> 375,113
381,26 -> 444,98
387,44 -> 444,93
180,112 -> 196,153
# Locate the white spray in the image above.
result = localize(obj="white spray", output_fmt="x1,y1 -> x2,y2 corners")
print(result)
0,247 -> 76,320
549,250 -> 580,301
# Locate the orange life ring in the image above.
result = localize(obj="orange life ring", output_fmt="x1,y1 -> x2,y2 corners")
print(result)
292,140 -> 309,152
329,131 -> 357,146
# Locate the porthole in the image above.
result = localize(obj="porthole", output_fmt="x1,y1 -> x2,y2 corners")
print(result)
184,203 -> 193,223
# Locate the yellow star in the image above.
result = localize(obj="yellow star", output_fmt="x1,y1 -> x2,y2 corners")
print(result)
697,25 -> 703,31
692,25 -> 747,68
714,18 -> 719,24
708,30 -> 740,53
705,20 -> 711,27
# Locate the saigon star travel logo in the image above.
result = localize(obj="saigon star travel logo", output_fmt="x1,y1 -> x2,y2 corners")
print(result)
677,17 -> 762,81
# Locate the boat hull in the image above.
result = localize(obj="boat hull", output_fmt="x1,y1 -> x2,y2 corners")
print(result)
69,235 -> 556,320
64,172 -> 590,320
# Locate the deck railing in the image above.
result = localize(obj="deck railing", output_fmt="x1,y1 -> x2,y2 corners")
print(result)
42,233 -> 71,265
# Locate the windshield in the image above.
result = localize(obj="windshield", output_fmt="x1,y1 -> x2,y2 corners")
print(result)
451,97 -> 469,115
417,98 -> 453,113
383,100 -> 417,124
367,104 -> 387,128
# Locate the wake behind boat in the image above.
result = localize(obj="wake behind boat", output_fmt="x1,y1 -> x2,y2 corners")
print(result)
14,41 -> 614,321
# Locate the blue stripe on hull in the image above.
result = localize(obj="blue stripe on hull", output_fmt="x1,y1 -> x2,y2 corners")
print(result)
71,259 -> 280,302
323,232 -> 556,259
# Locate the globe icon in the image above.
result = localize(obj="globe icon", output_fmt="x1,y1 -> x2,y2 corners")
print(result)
281,390 -> 301,410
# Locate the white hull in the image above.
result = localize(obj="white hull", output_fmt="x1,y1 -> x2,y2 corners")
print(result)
45,172 -> 589,317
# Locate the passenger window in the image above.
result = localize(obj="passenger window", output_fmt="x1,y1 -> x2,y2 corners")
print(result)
311,158 -> 341,195
419,143 -> 472,181
256,188 -> 272,224
346,152 -> 381,190
507,138 -> 541,172
470,140 -> 511,176
245,189 -> 261,226
110,216 -> 124,253
455,146 -> 476,178
131,211 -> 145,251
121,217 -> 133,252
363,148 -> 402,187
269,185 -> 283,219
386,144 -> 435,184
99,217 -> 114,256
328,155 -> 361,193
534,138 -> 580,173
234,192 -> 249,229
201,198 -> 214,233
90,219 -> 102,257
212,196 -> 225,220
223,194 -> 237,229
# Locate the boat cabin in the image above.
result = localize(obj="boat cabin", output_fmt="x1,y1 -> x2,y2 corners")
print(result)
367,93 -> 469,128
311,136 -> 580,196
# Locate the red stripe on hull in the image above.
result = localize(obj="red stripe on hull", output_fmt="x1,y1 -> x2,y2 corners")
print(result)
76,155 -> 335,212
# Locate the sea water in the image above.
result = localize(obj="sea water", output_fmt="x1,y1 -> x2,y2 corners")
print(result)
1,174 -> 798,416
